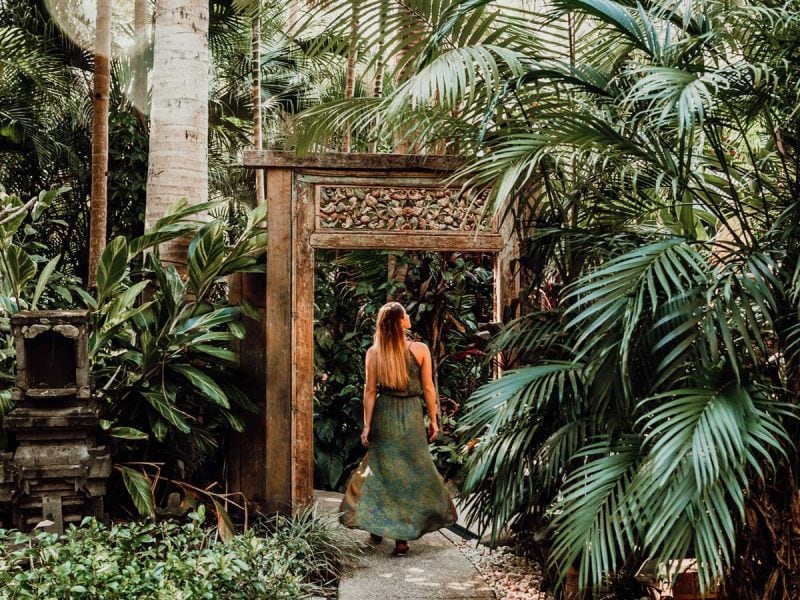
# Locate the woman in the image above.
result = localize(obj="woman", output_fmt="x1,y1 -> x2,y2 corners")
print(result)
339,301 -> 457,556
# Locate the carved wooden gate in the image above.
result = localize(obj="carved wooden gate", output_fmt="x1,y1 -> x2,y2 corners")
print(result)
234,152 -> 513,514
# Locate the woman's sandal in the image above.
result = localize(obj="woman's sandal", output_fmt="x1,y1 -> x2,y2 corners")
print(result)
393,540 -> 409,556
369,533 -> 383,545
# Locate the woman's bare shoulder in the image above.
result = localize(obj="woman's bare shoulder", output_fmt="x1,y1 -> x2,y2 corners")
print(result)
408,340 -> 430,359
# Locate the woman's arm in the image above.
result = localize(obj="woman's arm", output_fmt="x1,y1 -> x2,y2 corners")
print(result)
361,347 -> 378,448
417,343 -> 440,442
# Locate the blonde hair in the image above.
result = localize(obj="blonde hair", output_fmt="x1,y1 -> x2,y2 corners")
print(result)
373,302 -> 409,390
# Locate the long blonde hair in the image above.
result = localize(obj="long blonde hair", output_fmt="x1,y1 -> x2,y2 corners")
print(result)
373,302 -> 409,390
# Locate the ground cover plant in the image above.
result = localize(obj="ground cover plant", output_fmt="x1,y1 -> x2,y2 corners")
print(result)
0,507 -> 358,599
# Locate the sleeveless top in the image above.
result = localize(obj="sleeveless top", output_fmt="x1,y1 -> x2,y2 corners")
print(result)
378,346 -> 423,397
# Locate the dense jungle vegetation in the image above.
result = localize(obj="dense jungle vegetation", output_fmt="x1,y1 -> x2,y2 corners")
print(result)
0,0 -> 799,598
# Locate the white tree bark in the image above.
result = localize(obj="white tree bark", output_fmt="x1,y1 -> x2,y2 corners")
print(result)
132,0 -> 150,121
145,0 -> 209,270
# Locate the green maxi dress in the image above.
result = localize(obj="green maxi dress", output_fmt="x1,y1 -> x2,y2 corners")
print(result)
339,348 -> 457,540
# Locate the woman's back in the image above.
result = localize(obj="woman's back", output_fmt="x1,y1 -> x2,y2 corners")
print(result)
380,345 -> 423,397
340,301 -> 456,549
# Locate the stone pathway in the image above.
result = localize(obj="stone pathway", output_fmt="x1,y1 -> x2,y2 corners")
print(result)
314,490 -> 495,600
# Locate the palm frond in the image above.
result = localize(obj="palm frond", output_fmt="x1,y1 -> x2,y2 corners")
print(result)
547,435 -> 642,589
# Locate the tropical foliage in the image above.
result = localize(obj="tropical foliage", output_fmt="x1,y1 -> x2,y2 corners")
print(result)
313,249 -> 493,489
0,0 -> 331,279
0,507 -> 359,598
0,187 -> 78,415
293,0 -> 800,596
0,193 -> 266,518
89,200 -> 266,482
0,0 -> 149,278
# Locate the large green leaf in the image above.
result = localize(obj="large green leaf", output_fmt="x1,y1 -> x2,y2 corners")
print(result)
109,427 -> 149,441
142,390 -> 192,433
119,466 -> 155,518
30,254 -> 60,310
32,186 -> 70,221
0,195 -> 26,238
3,246 -> 36,292
551,0 -> 649,53
96,236 -> 129,302
170,364 -> 230,408
175,306 -> 240,335
187,221 -> 226,297
129,222 -> 197,257
191,344 -> 238,363
316,448 -> 344,488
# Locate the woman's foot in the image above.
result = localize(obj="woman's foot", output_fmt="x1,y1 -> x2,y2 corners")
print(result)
393,540 -> 409,556
369,533 -> 383,544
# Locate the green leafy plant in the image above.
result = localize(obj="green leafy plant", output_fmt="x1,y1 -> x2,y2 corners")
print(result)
87,200 -> 267,484
0,194 -> 267,518
0,507 -> 358,598
296,0 -> 800,596
0,187 -> 78,415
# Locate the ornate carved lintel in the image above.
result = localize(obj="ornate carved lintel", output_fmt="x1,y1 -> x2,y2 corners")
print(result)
317,186 -> 490,232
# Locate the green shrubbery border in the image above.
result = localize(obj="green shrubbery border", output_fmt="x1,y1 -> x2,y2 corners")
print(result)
0,507 -> 359,599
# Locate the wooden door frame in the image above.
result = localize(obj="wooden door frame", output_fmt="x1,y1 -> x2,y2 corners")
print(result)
243,151 -> 509,513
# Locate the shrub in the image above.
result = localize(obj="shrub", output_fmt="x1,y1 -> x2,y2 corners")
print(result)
0,507 -> 357,599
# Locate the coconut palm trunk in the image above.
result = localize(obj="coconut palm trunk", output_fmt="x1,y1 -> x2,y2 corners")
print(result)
88,0 -> 112,288
132,0 -> 150,123
145,0 -> 209,270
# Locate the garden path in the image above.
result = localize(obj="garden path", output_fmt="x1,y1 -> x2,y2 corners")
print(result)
314,491 -> 494,600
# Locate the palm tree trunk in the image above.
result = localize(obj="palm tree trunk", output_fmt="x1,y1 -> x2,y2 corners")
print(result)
132,0 -> 150,123
88,0 -> 112,288
252,4 -> 264,204
341,8 -> 359,153
367,59 -> 383,153
145,0 -> 209,270
368,3 -> 386,154
286,0 -> 298,32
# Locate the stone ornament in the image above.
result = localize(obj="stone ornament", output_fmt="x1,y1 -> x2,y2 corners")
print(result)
318,186 -> 491,231
0,311 -> 110,533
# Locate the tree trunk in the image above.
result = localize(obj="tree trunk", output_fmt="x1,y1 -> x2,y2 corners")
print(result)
252,4 -> 264,204
724,465 -> 800,599
88,0 -> 112,288
145,0 -> 209,270
392,5 -> 423,154
367,60 -> 383,153
341,8 -> 359,153
286,0 -> 298,32
368,3 -> 386,154
132,0 -> 150,122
